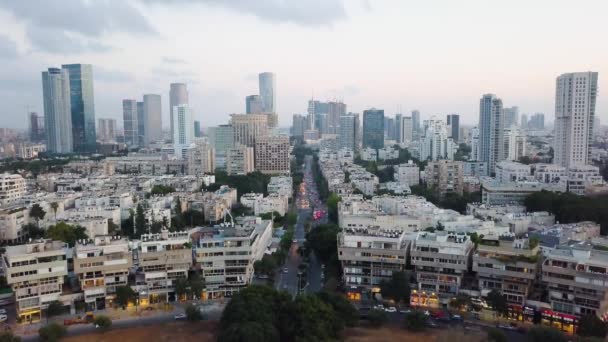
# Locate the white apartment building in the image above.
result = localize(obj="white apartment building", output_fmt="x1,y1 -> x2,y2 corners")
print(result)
74,236 -> 132,311
0,204 -> 29,244
254,194 -> 288,216
464,161 -> 489,177
192,218 -> 272,298
360,147 -> 377,161
533,164 -> 567,184
378,146 -> 399,160
240,193 -> 263,210
0,173 -> 26,205
338,226 -> 411,298
495,161 -> 531,183
410,231 -> 473,307
267,176 -> 293,199
473,235 -> 539,305
187,141 -> 215,175
419,116 -> 456,161
226,144 -> 255,176
503,127 -> 527,161
2,240 -> 67,322
394,161 -> 420,186
172,104 -> 194,159
567,164 -> 602,195
138,230 -> 192,303
554,72 -> 598,168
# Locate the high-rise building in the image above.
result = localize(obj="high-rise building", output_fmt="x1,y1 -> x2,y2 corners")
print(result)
137,101 -> 145,146
42,67 -> 73,153
97,118 -> 116,142
143,94 -> 162,145
208,124 -> 234,169
122,100 -> 138,148
230,114 -> 269,147
172,104 -> 194,159
419,116 -> 456,161
245,95 -> 263,114
385,117 -> 395,140
328,101 -> 346,134
479,94 -> 505,174
254,135 -> 290,175
362,109 -> 384,149
503,127 -> 527,161
425,160 -> 464,196
292,114 -> 307,138
187,140 -> 215,175
520,114 -> 528,129
411,110 -> 421,140
470,127 -> 480,161
194,120 -> 201,138
399,116 -> 413,144
169,83 -> 188,141
446,114 -> 460,142
315,113 -> 329,134
554,72 -> 598,168
307,99 -> 329,130
62,64 -> 96,153
28,112 -> 45,142
226,144 -> 255,175
339,113 -> 360,152
259,72 -> 275,113
528,113 -> 545,130
503,106 -> 519,128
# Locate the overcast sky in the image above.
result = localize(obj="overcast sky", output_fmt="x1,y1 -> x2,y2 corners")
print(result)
0,0 -> 606,130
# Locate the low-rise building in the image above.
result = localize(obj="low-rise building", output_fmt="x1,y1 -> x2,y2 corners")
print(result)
254,194 -> 288,216
481,179 -> 564,205
0,204 -> 29,244
73,236 -> 132,311
394,161 -> 420,186
360,147 -> 377,161
2,240 -> 67,322
267,176 -> 293,199
0,173 -> 26,205
567,165 -> 602,196
495,161 -> 531,183
378,146 -> 398,160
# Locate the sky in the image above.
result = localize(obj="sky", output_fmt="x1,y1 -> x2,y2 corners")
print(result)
0,0 -> 607,130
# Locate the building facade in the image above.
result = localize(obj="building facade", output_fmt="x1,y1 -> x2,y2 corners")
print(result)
254,136 -> 290,175
143,94 -> 162,145
362,109 -> 384,149
479,94 -> 505,174
172,104 -> 194,159
258,72 -> 275,113
42,67 -> 73,153
62,64 -> 96,153
169,83 -> 188,142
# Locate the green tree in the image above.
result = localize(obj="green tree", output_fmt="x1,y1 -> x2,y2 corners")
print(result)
29,204 -> 46,227
0,332 -> 21,342
292,295 -> 343,341
0,276 -> 7,289
486,289 -> 508,316
525,326 -> 567,342
379,271 -> 411,303
94,315 -> 112,331
368,309 -> 388,328
487,327 -> 507,342
174,278 -> 189,299
150,184 -> 176,195
38,323 -> 66,342
189,273 -> 205,299
304,224 -> 340,263
23,223 -> 44,239
326,193 -> 341,224
185,304 -> 203,321
577,315 -> 608,339
50,202 -> 59,220
316,291 -> 358,327
135,203 -> 146,234
403,311 -> 427,332
45,301 -> 65,323
45,222 -> 88,247
115,286 -> 136,308
254,254 -> 277,276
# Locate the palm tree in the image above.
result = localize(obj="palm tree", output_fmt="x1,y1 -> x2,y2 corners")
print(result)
50,202 -> 59,220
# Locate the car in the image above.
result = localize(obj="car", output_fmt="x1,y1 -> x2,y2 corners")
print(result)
174,313 -> 187,320
373,304 -> 385,310
451,314 -> 463,322
283,268 -> 288,273
0,309 -> 6,314
384,306 -> 397,313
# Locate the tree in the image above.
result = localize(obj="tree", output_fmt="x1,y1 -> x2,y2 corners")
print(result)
0,332 -> 21,342
135,203 -> 146,234
45,222 -> 88,247
578,315 -> 608,339
0,276 -> 7,289
115,286 -> 136,308
150,184 -> 176,195
23,223 -> 44,239
316,291 -> 358,327
29,204 -> 46,227
94,315 -> 112,331
403,311 -> 427,331
45,301 -> 64,323
449,294 -> 471,311
254,254 -> 277,276
368,309 -> 388,328
38,323 -> 66,342
525,326 -> 567,342
487,327 -> 507,342
486,289 -> 508,316
185,304 -> 203,321
50,202 -> 59,220
189,273 -> 205,299
174,278 -> 189,300
304,224 -> 340,263
326,193 -> 341,224
379,271 -> 410,303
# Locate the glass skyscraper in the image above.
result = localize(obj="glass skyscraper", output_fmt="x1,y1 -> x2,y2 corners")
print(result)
61,64 -> 96,153
362,108 -> 385,149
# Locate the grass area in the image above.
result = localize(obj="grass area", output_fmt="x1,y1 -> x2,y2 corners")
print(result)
63,321 -> 218,342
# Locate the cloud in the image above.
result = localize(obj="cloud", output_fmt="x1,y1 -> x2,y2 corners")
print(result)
143,0 -> 347,27
95,67 -> 135,83
162,57 -> 188,65
0,0 -> 156,53
0,34 -> 18,58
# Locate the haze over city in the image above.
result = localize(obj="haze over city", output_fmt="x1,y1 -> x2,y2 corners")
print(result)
0,0 -> 607,129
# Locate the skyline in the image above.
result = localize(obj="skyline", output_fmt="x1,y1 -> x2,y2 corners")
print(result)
0,0 -> 607,129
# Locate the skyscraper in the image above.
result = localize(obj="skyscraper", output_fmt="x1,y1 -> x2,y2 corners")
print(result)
245,95 -> 263,114
230,114 -> 269,147
42,68 -> 73,153
339,113 -> 360,152
554,72 -> 598,168
411,110 -> 421,140
259,72 -> 275,113
478,94 -> 504,174
61,64 -> 96,153
172,104 -> 194,159
420,116 -> 456,161
169,83 -> 189,141
29,112 -> 45,142
520,114 -> 529,129
137,101 -> 144,146
292,114 -> 307,138
362,109 -> 384,149
122,100 -> 138,148
194,120 -> 201,138
446,114 -> 460,142
399,116 -> 413,143
327,101 -> 346,134
528,113 -> 545,130
503,106 -> 519,128
143,94 -> 162,145
97,118 -> 116,142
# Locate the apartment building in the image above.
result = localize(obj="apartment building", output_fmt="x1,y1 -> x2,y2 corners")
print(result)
495,161 -> 531,183
394,162 -> 420,186
230,114 -> 269,147
267,176 -> 293,199
337,226 -> 411,300
254,135 -> 290,175
567,165 -> 602,195
2,240 -> 67,322
73,236 -> 132,310
473,235 -> 539,305
138,230 -> 192,303
424,160 -> 464,196
410,231 -> 473,307
0,173 -> 26,205
226,144 -> 255,176
481,179 -> 564,205
187,141 -> 215,175
192,218 -> 272,298
0,204 -> 29,244
542,243 -> 608,331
